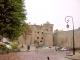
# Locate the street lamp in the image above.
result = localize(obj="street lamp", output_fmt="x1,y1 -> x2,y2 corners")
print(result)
65,16 -> 75,55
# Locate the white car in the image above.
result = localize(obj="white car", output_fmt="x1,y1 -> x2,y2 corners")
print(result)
3,42 -> 12,49
42,46 -> 49,49
60,47 -> 67,51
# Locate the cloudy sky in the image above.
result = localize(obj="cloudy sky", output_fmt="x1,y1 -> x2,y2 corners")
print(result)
24,0 -> 80,31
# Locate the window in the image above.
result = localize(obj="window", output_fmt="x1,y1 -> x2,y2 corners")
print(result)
37,32 -> 39,33
45,29 -> 48,31
47,29 -> 48,31
42,32 -> 43,34
35,31 -> 36,33
40,41 -> 42,42
37,37 -> 39,39
41,37 -> 43,39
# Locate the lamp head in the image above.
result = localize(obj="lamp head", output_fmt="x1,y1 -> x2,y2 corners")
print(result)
66,24 -> 69,28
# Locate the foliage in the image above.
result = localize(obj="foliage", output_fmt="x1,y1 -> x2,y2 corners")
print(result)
38,44 -> 43,47
0,42 -> 6,50
22,23 -> 32,44
34,40 -> 38,43
10,42 -> 18,49
0,0 -> 26,41
34,40 -> 39,45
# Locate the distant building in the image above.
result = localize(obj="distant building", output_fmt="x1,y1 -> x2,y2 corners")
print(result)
18,21 -> 54,46
18,21 -> 80,49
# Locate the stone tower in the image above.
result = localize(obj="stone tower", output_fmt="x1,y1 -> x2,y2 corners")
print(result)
43,21 -> 53,46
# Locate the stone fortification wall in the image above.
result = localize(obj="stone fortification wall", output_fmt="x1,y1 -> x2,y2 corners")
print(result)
53,28 -> 80,48
43,32 -> 53,46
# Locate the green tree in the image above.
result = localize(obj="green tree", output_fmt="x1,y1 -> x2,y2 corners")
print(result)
22,23 -> 32,44
0,0 -> 26,41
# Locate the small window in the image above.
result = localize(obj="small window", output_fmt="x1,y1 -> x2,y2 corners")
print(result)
47,29 -> 48,31
40,41 -> 42,42
37,32 -> 39,33
35,31 -> 36,33
37,37 -> 39,39
42,32 -> 43,34
41,37 -> 43,39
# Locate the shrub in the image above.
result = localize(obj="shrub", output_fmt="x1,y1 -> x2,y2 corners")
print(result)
10,42 -> 18,49
38,44 -> 43,47
0,42 -> 6,50
34,40 -> 38,43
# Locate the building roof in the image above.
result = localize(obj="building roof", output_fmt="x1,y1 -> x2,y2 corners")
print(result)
46,21 -> 50,24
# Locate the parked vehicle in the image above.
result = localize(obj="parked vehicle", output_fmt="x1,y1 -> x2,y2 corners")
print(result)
3,42 -> 12,49
60,47 -> 67,51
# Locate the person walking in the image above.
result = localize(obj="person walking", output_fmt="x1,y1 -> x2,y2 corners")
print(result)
27,45 -> 30,52
55,47 -> 57,51
66,47 -> 70,55
47,56 -> 50,60
35,45 -> 38,52
21,44 -> 24,48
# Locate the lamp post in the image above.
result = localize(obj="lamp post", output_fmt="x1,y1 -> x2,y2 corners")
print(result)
65,16 -> 75,55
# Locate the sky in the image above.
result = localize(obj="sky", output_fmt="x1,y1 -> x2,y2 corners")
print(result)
24,0 -> 80,31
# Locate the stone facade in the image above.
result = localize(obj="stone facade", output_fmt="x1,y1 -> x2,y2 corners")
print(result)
18,22 -> 80,48
53,28 -> 80,48
18,21 -> 54,46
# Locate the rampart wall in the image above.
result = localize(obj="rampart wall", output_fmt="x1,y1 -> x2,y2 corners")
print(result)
53,28 -> 80,48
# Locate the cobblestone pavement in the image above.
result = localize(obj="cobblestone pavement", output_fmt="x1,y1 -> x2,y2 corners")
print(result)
0,49 -> 72,60
17,49 -> 71,60
0,52 -> 20,60
1,45 -> 80,60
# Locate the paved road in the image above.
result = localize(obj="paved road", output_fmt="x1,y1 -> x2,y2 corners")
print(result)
0,46 -> 72,60
17,49 -> 71,60
0,45 -> 80,60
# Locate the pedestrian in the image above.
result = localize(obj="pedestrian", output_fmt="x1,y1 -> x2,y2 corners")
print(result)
55,47 -> 57,51
47,56 -> 49,60
27,45 -> 30,52
21,44 -> 23,48
35,45 -> 38,52
66,47 -> 70,55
